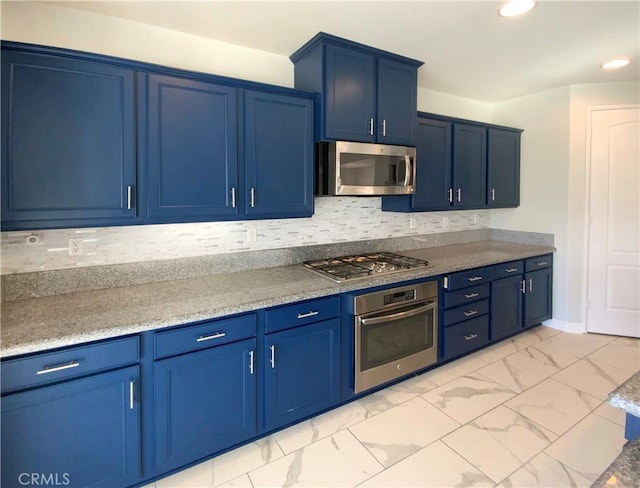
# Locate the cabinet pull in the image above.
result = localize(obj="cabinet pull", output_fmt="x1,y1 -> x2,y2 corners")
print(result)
464,310 -> 478,317
464,292 -> 479,299
196,332 -> 226,342
457,188 -> 462,202
129,380 -> 135,410
381,119 -> 387,137
369,118 -> 374,136
249,350 -> 255,375
297,311 -> 319,319
231,187 -> 237,208
269,345 -> 276,369
491,188 -> 496,201
536,261 -> 548,266
505,268 -> 519,273
448,188 -> 453,203
529,279 -> 533,292
464,333 -> 478,341
250,187 -> 256,208
36,361 -> 80,375
468,276 -> 483,282
521,280 -> 526,294
127,185 -> 133,210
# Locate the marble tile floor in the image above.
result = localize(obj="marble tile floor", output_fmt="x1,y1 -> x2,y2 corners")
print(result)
146,327 -> 639,488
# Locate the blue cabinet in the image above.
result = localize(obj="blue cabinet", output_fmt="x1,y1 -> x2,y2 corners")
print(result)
1,50 -> 137,230
154,338 -> 257,472
491,274 -> 524,340
487,128 -> 521,207
145,74 -> 238,220
1,366 -> 141,488
291,33 -> 422,145
524,256 -> 553,328
452,123 -> 487,209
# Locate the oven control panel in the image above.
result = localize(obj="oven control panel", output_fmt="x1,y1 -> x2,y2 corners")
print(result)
383,289 -> 416,306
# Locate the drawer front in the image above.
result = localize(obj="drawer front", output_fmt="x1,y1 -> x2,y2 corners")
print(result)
443,283 -> 490,309
443,299 -> 490,327
493,260 -> 524,280
525,254 -> 552,271
444,267 -> 493,291
155,314 -> 256,359
265,296 -> 340,333
443,316 -> 490,360
1,336 -> 139,393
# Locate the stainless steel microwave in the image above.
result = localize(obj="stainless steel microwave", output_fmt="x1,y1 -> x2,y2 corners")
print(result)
316,141 -> 416,196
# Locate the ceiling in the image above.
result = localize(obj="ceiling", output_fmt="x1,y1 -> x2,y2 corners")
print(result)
51,1 -> 639,102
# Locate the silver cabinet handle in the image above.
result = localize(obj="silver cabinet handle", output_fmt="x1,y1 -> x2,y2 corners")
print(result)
464,334 -> 478,341
297,311 -> 319,319
491,188 -> 496,201
231,187 -> 237,208
250,187 -> 255,208
529,279 -> 533,292
536,261 -> 548,266
468,276 -> 483,282
360,302 -> 435,327
369,118 -> 374,136
196,332 -> 226,342
129,380 -> 135,410
465,292 -> 479,299
464,310 -> 478,317
521,280 -> 526,294
382,119 -> 387,137
505,268 -> 519,273
127,185 -> 133,210
269,345 -> 275,369
457,188 -> 462,202
448,188 -> 453,203
37,361 -> 80,375
249,350 -> 254,375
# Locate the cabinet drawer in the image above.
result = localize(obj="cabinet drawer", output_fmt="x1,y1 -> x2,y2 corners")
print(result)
493,260 -> 524,280
443,316 -> 490,360
265,296 -> 340,333
155,314 -> 256,359
443,299 -> 489,327
443,283 -> 490,309
525,255 -> 552,271
443,267 -> 493,291
1,336 -> 139,393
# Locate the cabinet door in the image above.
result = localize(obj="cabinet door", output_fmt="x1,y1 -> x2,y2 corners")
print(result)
452,124 -> 487,209
377,58 -> 418,146
524,268 -> 553,328
324,45 -> 376,142
490,275 -> 524,340
487,128 -> 521,207
412,118 -> 452,209
264,319 -> 340,431
1,366 -> 140,488
154,338 -> 257,472
146,74 -> 238,220
244,91 -> 313,218
1,51 -> 136,229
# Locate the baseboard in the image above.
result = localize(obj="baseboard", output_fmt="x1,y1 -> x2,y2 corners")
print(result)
542,319 -> 586,334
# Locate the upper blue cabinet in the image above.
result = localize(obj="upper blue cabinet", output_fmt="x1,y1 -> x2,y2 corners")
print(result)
1,51 -> 137,229
290,32 -> 423,146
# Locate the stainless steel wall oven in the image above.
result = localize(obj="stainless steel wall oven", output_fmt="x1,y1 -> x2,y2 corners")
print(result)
353,281 -> 438,394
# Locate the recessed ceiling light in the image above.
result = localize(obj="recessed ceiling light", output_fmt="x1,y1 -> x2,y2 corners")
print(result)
498,0 -> 537,17
601,57 -> 631,70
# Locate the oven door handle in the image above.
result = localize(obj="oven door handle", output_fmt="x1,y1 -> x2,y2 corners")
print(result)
360,302 -> 435,327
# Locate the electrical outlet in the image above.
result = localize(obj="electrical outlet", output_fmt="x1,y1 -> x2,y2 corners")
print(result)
473,214 -> 479,224
246,228 -> 257,242
442,216 -> 449,227
409,218 -> 416,230
68,238 -> 83,256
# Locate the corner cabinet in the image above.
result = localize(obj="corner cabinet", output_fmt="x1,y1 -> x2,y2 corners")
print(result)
382,113 -> 522,213
1,50 -> 137,230
291,32 -> 422,145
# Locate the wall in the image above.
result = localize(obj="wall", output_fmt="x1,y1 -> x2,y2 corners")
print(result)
0,1 -> 492,275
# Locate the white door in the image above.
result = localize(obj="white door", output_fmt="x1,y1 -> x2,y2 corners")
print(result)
587,106 -> 640,337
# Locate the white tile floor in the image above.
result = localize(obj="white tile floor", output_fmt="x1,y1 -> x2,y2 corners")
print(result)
147,327 -> 639,488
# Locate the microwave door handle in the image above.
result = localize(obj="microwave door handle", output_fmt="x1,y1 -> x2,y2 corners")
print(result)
404,155 -> 412,186
360,302 -> 435,327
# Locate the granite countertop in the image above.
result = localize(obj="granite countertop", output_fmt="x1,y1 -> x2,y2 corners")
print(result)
608,371 -> 640,417
0,240 -> 554,358
591,438 -> 640,488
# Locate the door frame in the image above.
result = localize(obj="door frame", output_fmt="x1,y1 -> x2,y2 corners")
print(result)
583,104 -> 640,333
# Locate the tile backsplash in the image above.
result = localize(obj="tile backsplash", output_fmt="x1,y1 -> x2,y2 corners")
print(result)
1,197 -> 489,275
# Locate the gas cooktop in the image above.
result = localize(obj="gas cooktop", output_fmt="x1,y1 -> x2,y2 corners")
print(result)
303,252 -> 430,282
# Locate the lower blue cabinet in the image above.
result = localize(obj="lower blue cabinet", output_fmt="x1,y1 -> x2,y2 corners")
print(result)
490,274 -> 524,340
1,365 -> 141,488
264,319 -> 341,431
154,338 -> 257,472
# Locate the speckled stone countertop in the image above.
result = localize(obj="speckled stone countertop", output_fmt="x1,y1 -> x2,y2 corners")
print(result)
608,371 -> 640,418
1,240 -> 554,358
591,438 -> 640,488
